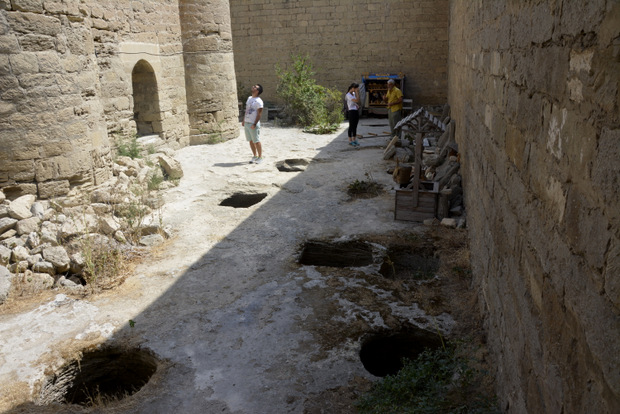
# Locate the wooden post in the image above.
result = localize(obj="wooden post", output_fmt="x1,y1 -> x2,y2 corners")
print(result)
412,132 -> 422,207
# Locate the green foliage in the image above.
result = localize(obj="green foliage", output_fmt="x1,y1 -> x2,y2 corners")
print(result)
347,172 -> 382,198
276,54 -> 343,133
147,173 -> 164,191
80,235 -> 124,288
116,134 -> 142,159
357,342 -> 500,414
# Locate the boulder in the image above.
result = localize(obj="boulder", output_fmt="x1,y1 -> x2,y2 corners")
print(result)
99,216 -> 121,235
0,245 -> 10,266
0,217 -> 17,234
156,154 -> 183,179
139,234 -> 164,246
0,229 -> 17,240
32,261 -> 55,275
16,217 -> 41,235
42,246 -> 70,272
40,222 -> 59,245
26,231 -> 41,249
11,245 -> 30,262
8,195 -> 36,219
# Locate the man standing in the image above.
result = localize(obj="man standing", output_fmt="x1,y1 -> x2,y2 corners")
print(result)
384,79 -> 403,138
242,84 -> 264,163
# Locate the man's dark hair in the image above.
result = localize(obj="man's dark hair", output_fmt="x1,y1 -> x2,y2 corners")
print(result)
256,84 -> 263,95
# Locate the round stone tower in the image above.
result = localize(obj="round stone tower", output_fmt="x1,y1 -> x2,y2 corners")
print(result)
178,0 -> 239,145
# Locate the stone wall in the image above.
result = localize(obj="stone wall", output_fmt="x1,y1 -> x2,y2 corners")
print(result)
180,0 -> 239,144
230,0 -> 448,106
0,0 -> 238,199
448,1 -> 619,412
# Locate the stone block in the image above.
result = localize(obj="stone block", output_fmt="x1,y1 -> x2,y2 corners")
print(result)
12,0 -> 44,13
18,34 -> 56,52
9,53 -> 39,74
37,180 -> 70,199
0,35 -> 20,54
0,55 -> 10,75
37,51 -> 63,73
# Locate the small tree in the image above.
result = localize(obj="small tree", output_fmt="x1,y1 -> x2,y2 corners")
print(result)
276,54 -> 343,133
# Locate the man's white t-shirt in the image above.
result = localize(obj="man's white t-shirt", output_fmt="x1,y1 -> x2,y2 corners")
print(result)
244,96 -> 264,124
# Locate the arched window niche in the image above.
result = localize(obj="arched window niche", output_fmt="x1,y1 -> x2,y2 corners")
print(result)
131,60 -> 163,137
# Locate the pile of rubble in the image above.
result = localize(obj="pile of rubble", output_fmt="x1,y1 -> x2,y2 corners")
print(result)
0,150 -> 183,304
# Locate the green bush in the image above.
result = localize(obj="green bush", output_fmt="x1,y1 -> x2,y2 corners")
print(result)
116,134 -> 142,159
276,54 -> 343,133
356,342 -> 500,414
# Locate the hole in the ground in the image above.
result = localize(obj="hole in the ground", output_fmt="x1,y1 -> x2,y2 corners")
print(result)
379,246 -> 439,280
219,192 -> 267,208
299,240 -> 373,267
359,328 -> 443,377
276,158 -> 310,172
41,347 -> 158,406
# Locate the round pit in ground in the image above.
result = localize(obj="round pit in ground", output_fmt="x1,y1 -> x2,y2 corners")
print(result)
40,347 -> 158,406
359,328 -> 443,377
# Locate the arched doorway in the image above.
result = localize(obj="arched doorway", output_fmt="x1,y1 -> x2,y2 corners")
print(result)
131,60 -> 163,136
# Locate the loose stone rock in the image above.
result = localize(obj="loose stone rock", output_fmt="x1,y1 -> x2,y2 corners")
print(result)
0,229 -> 17,241
40,222 -> 59,245
139,234 -> 164,246
440,218 -> 457,228
16,217 -> 40,235
26,232 -> 41,249
0,245 -> 10,265
8,195 -> 35,220
12,245 -> 30,262
32,261 -> 55,275
155,154 -> 183,179
0,217 -> 17,234
0,265 -> 11,304
42,246 -> 70,272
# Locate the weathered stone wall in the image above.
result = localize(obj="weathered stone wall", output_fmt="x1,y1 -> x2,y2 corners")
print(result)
230,0 -> 448,106
1,0 -> 238,199
180,0 -> 239,144
448,1 -> 619,413
0,0 -> 112,199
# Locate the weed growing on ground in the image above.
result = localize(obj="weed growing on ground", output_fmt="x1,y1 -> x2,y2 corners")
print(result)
347,172 -> 383,198
80,235 -> 124,290
115,134 -> 142,159
356,341 -> 500,414
147,173 -> 164,191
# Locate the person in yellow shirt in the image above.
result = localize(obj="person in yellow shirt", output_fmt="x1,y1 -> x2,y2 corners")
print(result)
383,79 -> 403,137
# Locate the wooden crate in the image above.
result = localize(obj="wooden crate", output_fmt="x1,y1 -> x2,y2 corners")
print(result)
394,189 -> 438,221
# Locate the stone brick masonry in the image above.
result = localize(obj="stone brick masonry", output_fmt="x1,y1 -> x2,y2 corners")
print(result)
230,0 -> 449,106
449,1 -> 619,412
0,0 -> 237,198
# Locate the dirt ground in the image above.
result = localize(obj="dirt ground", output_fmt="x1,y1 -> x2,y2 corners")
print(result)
0,118 -> 487,413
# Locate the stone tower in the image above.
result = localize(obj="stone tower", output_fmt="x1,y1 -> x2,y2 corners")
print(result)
0,0 -> 240,199
179,0 -> 239,145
